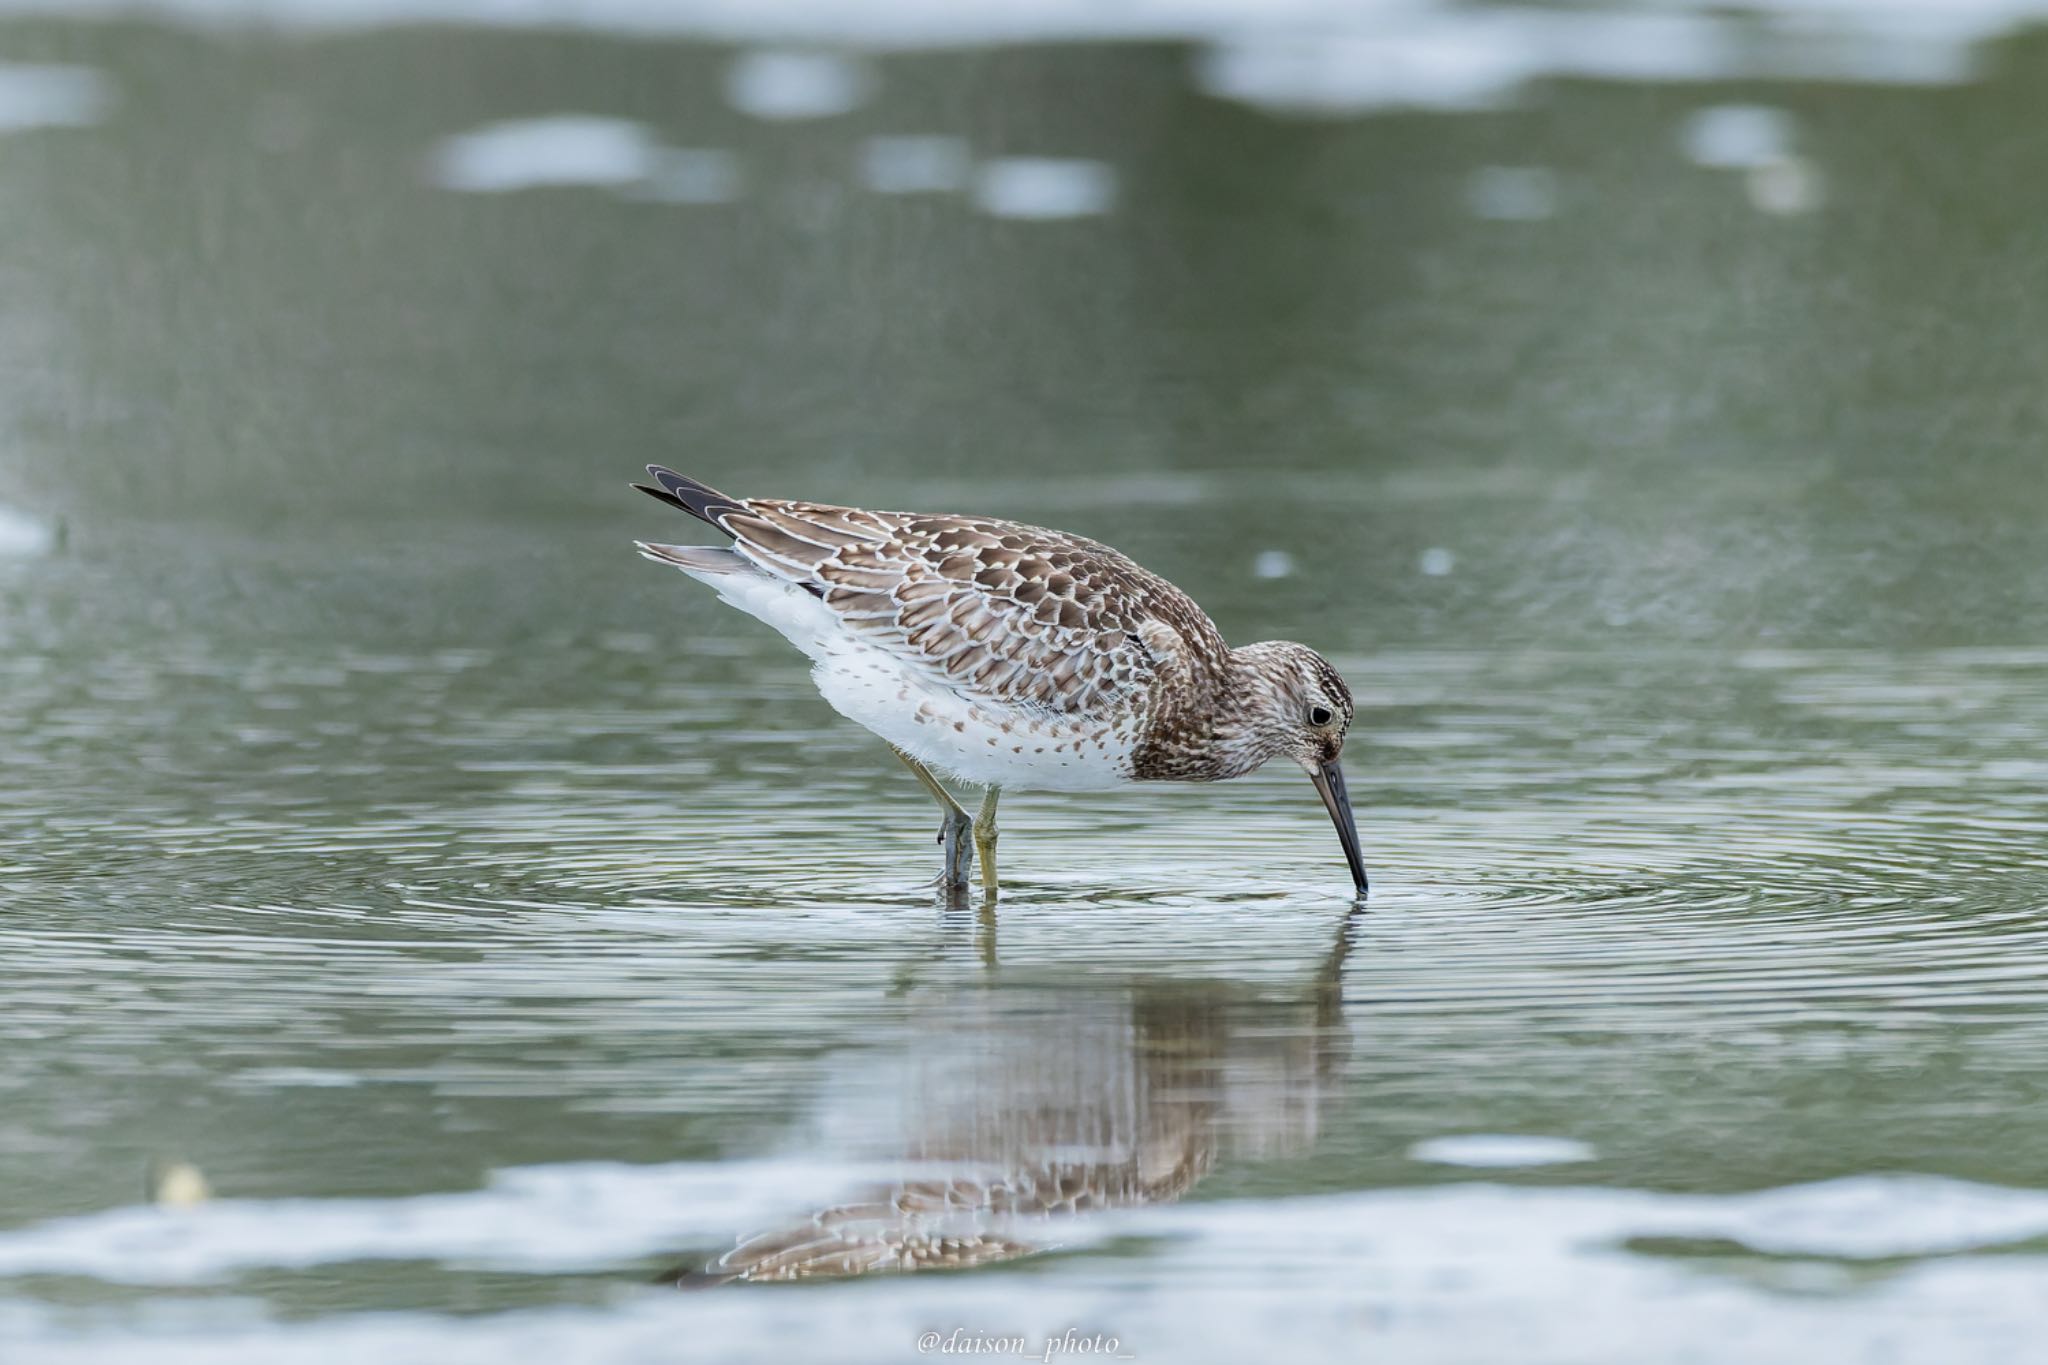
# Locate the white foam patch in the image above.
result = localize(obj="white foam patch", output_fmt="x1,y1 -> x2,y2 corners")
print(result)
1682,105 -> 1796,168
972,158 -> 1116,220
1677,1175 -> 2048,1260
0,63 -> 113,131
1194,7 -> 2002,115
2,1165 -> 2043,1285
224,1067 -> 363,1090
724,49 -> 871,120
0,0 -> 2040,89
1195,23 -> 1540,115
0,504 -> 54,557
7,1177 -> 2048,1365
1747,156 -> 1824,215
430,116 -> 656,192
429,118 -> 743,203
1410,1134 -> 1592,1167
1252,550 -> 1295,580
0,1159 -> 888,1283
0,4 -> 2028,134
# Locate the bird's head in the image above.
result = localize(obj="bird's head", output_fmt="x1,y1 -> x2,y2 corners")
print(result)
1233,641 -> 1354,768
1228,642 -> 1367,897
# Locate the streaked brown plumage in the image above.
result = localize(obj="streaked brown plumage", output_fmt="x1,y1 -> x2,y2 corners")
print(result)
633,466 -> 1369,894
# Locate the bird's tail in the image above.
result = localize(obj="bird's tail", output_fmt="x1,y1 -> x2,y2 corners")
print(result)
631,466 -> 749,536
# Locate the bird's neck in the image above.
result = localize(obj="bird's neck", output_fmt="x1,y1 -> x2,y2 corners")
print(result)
1131,648 -> 1281,783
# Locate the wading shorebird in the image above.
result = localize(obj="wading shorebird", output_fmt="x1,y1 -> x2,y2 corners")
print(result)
632,466 -> 1366,899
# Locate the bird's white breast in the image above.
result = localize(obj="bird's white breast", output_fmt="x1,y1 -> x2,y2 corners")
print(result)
693,563 -> 1137,792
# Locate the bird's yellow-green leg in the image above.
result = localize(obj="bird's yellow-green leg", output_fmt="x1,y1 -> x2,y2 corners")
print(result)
891,747 -> 972,895
974,786 -> 1001,898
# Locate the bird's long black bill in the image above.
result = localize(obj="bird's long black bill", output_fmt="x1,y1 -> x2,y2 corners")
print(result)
1309,759 -> 1369,897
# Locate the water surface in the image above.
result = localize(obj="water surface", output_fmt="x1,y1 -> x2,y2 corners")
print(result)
2,4 -> 2047,1361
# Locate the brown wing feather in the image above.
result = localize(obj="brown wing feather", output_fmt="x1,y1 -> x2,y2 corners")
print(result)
721,501 -> 1229,717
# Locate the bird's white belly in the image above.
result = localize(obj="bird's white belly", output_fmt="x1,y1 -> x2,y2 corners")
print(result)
697,565 -> 1137,791
813,646 -> 1136,792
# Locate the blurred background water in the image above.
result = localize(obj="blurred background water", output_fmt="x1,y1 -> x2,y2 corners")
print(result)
2,1 -> 2048,1361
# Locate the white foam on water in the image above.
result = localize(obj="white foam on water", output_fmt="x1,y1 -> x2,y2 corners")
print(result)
0,504 -> 54,557
0,1158 -> 889,1283
429,115 -> 656,192
0,3 -> 2033,127
223,1067 -> 364,1090
1195,20 -> 1544,116
13,0 -> 2039,47
1191,5 -> 2009,116
6,1175 -> 2048,1364
1409,1134 -> 1593,1167
1682,105 -> 1797,168
1679,106 -> 1828,215
0,63 -> 113,131
1,1164 -> 2042,1283
429,118 -> 744,203
724,49 -> 871,120
1252,550 -> 1295,580
1748,156 -> 1825,215
972,158 -> 1116,220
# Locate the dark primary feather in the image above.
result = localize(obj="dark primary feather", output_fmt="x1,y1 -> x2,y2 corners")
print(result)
636,466 -> 750,533
631,483 -> 694,516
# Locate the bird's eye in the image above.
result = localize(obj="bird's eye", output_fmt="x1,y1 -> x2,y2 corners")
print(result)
1307,704 -> 1335,727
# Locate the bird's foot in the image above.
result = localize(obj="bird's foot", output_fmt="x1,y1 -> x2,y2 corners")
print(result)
936,807 -> 974,900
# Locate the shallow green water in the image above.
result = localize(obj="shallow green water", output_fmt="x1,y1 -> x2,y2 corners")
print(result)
3,7 -> 2048,1362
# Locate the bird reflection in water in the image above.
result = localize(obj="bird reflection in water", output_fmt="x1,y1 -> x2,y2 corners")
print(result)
679,910 -> 1358,1284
